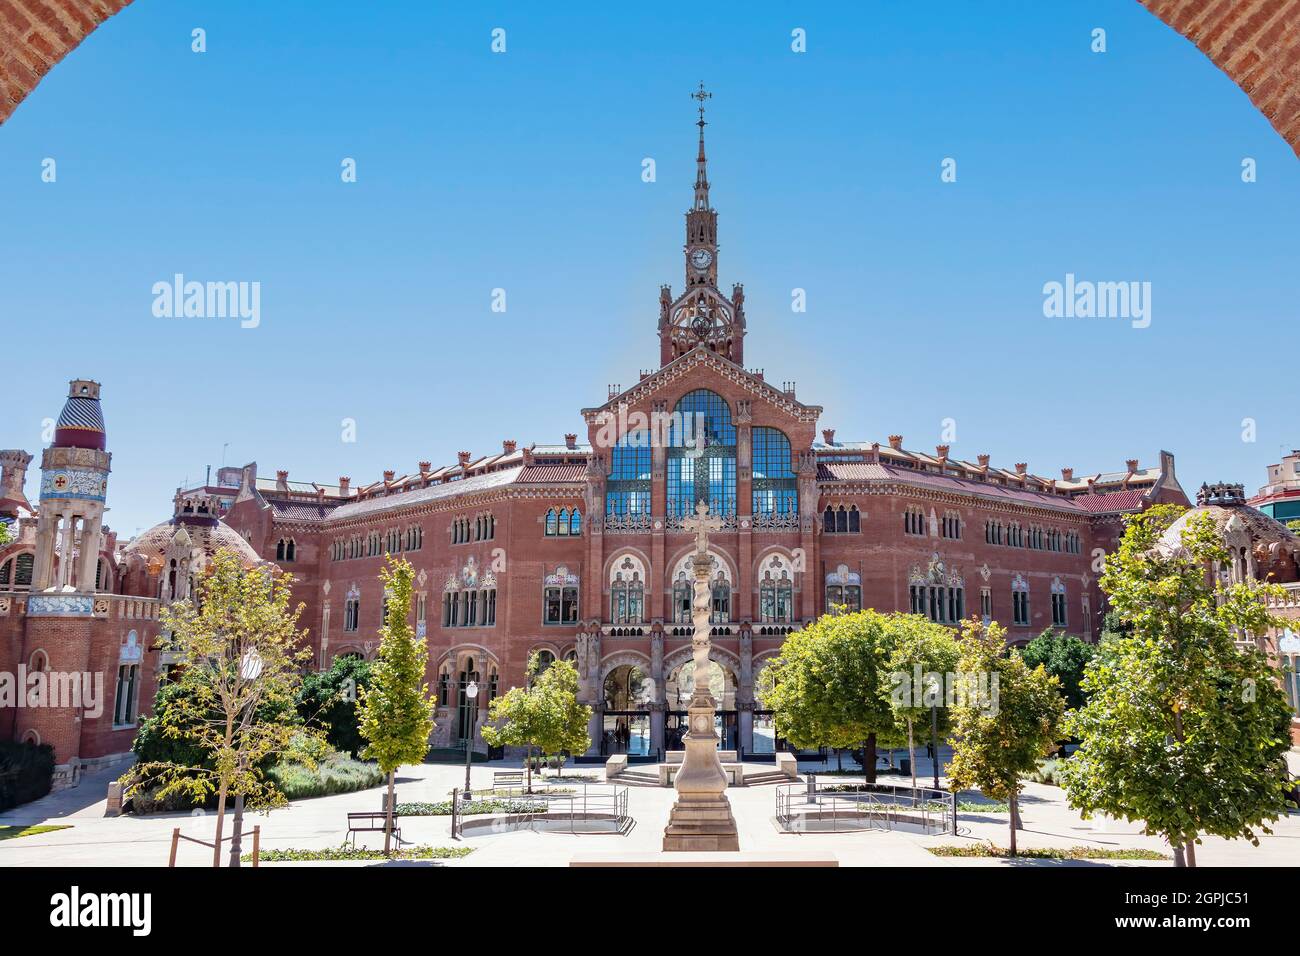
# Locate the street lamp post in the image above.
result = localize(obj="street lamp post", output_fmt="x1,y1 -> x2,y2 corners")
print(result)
463,680 -> 479,798
228,648 -> 264,868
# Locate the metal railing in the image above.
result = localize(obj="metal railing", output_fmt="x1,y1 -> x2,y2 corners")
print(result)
775,779 -> 955,835
451,783 -> 630,837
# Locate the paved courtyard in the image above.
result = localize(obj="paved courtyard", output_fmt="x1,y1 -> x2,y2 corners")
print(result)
1,751 -> 1297,867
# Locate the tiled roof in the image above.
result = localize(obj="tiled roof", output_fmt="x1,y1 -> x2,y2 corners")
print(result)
1070,489 -> 1148,513
517,464 -> 587,483
328,466 -> 525,521
268,500 -> 339,520
819,461 -> 1089,513
816,462 -> 892,481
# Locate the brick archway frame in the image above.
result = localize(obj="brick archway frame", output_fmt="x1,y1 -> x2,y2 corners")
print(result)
1,3 -> 1297,142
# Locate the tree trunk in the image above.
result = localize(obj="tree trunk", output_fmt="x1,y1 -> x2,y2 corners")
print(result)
1008,792 -> 1018,857
383,771 -> 395,855
1185,837 -> 1197,868
525,745 -> 533,794
212,783 -> 228,868
907,718 -> 917,793
1171,839 -> 1186,867
864,734 -> 877,784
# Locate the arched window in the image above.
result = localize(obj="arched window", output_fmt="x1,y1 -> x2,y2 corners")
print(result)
751,427 -> 797,516
826,565 -> 862,614
545,509 -> 558,536
759,570 -> 793,623
672,571 -> 693,624
823,507 -> 834,533
14,552 -> 34,587
606,431 -> 652,517
569,508 -> 582,536
1012,575 -> 1030,626
531,650 -> 556,684
711,574 -> 730,624
556,508 -> 569,536
667,390 -> 736,517
611,571 -> 645,624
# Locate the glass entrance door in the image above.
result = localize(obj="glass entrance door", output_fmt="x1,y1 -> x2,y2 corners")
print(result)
602,711 -> 652,755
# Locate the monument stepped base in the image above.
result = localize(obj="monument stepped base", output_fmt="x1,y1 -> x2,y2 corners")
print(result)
571,851 -> 837,867
662,797 -> 740,852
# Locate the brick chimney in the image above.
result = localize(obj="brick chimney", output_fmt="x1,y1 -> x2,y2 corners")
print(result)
1126,458 -> 1139,474
275,470 -> 289,492
1015,463 -> 1027,474
822,428 -> 835,446
869,442 -> 881,463
977,454 -> 990,471
503,439 -> 517,455
383,469 -> 395,483
339,476 -> 350,496
457,451 -> 471,467
522,446 -> 534,467
888,435 -> 903,451
1061,467 -> 1074,482
418,461 -> 431,474
936,444 -> 950,462
564,433 -> 577,450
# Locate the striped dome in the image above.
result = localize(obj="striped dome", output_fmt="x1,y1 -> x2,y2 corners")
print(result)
54,381 -> 106,451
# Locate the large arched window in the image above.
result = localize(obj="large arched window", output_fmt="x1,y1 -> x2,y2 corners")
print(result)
606,431 -> 652,517
667,389 -> 736,517
751,427 -> 798,516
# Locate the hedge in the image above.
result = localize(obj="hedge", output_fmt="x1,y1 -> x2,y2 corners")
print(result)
0,741 -> 55,811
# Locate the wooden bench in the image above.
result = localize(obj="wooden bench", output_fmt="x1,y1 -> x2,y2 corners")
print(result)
493,771 -> 525,788
346,811 -> 400,847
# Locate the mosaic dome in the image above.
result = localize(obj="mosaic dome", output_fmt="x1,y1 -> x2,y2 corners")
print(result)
123,517 -> 261,566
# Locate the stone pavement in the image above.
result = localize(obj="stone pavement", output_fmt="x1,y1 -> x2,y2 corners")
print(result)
0,753 -> 1296,867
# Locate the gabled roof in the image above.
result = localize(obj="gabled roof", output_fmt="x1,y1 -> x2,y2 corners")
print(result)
581,345 -> 822,425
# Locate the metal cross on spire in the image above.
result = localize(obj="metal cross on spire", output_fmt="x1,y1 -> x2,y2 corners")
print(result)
691,81 -> 711,127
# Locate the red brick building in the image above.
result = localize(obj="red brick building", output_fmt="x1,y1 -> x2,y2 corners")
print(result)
200,105 -> 1191,758
4,106 -> 1224,774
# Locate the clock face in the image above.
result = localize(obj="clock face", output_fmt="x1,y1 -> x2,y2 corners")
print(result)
690,247 -> 713,270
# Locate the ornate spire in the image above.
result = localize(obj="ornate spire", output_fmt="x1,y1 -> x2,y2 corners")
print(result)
691,81 -> 711,211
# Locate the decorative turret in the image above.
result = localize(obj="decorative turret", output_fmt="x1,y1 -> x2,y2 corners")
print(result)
32,379 -> 112,593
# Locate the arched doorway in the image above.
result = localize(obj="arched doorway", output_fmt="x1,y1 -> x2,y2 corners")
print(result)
664,658 -> 738,751
602,663 -> 652,756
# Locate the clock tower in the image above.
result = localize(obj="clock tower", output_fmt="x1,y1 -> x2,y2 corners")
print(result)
659,84 -> 746,367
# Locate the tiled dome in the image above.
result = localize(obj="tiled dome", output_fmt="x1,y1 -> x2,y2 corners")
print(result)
124,517 -> 261,566
54,380 -> 106,451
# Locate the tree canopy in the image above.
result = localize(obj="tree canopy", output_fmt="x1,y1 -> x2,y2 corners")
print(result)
947,619 -> 1064,856
1019,630 -> 1096,711
1061,505 -> 1295,866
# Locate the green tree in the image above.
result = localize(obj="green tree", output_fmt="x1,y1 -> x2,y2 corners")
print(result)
759,609 -> 897,783
482,653 -> 592,792
357,558 -> 435,854
1061,505 -> 1295,867
1019,630 -> 1096,711
886,615 -> 960,791
297,654 -> 372,757
133,549 -> 314,866
947,619 -> 1065,856
0,522 -> 11,547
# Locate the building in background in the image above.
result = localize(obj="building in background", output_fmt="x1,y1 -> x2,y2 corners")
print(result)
1249,450 -> 1300,527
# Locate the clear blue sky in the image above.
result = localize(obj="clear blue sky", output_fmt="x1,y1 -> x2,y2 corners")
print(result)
1,0 -> 1297,538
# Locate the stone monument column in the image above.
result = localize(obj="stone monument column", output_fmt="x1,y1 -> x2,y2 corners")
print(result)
662,502 -> 739,851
